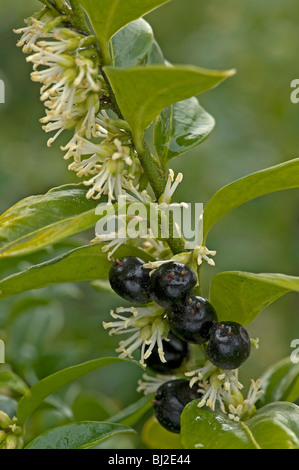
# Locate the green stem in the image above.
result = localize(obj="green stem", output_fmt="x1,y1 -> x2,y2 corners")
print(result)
69,0 -> 90,33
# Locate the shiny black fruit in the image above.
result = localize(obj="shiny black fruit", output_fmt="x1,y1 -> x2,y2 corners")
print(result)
109,256 -> 152,303
206,321 -> 251,370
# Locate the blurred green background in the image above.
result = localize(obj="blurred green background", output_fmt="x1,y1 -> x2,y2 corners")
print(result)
0,0 -> 298,447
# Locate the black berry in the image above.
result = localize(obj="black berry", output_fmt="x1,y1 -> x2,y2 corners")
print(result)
150,262 -> 197,308
109,256 -> 152,304
144,331 -> 190,374
167,296 -> 218,344
206,321 -> 251,370
153,379 -> 201,433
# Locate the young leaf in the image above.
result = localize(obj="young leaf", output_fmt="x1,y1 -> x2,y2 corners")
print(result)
0,244 -> 153,300
0,184 -> 100,258
142,415 -> 183,449
203,158 -> 299,242
104,65 -> 235,152
209,271 -> 299,326
257,357 -> 299,407
0,371 -> 29,395
111,19 -> 153,68
17,357 -> 142,426
25,421 -> 135,449
181,401 -> 299,449
154,97 -> 215,166
79,0 -> 170,63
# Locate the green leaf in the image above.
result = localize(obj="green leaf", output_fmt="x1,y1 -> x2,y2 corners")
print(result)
79,0 -> 170,63
209,271 -> 299,326
104,65 -> 235,151
154,97 -> 215,166
181,401 -> 299,449
0,395 -> 18,419
142,416 -> 182,449
25,421 -> 135,449
203,158 -> 299,242
111,19 -> 153,67
17,357 -> 141,426
0,244 -> 153,300
143,40 -> 165,65
72,392 -> 120,422
258,357 -> 299,407
0,184 -> 100,258
109,395 -> 153,427
0,370 -> 29,395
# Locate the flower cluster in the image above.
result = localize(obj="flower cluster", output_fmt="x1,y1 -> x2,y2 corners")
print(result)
103,305 -> 169,366
185,362 -> 264,421
0,411 -> 23,449
14,6 -> 141,203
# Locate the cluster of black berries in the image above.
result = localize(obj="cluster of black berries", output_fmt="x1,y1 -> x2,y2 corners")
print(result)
109,256 -> 251,433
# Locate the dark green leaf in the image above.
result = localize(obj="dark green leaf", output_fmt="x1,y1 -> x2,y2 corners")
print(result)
17,357 -> 141,425
0,184 -> 99,258
104,65 -> 235,152
258,357 -> 299,407
25,421 -> 135,449
203,158 -> 299,242
154,97 -> 215,165
181,401 -> 299,449
109,395 -> 153,426
209,271 -> 299,326
111,19 -> 153,67
0,244 -> 153,300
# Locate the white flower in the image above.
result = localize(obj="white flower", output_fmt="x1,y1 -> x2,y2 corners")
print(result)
103,305 -> 169,366
193,245 -> 217,266
159,169 -> 183,205
65,137 -> 136,202
186,363 -> 264,421
14,10 -> 61,53
186,363 -> 244,414
137,373 -> 177,395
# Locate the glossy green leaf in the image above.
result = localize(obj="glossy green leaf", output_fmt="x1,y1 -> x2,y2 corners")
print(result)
17,357 -> 141,426
258,357 -> 299,407
79,0 -> 170,63
142,416 -> 182,449
209,271 -> 299,326
0,370 -> 29,395
111,19 -> 153,67
203,158 -> 299,242
181,401 -> 299,449
0,244 -> 153,300
110,395 -> 153,427
26,421 -> 135,449
154,97 -> 215,166
104,65 -> 235,151
0,184 -> 99,258
0,395 -> 18,419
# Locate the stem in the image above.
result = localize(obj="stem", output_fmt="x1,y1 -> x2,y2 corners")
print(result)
69,0 -> 90,33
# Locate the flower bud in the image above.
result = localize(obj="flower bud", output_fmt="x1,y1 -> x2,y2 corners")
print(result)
0,411 -> 12,429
